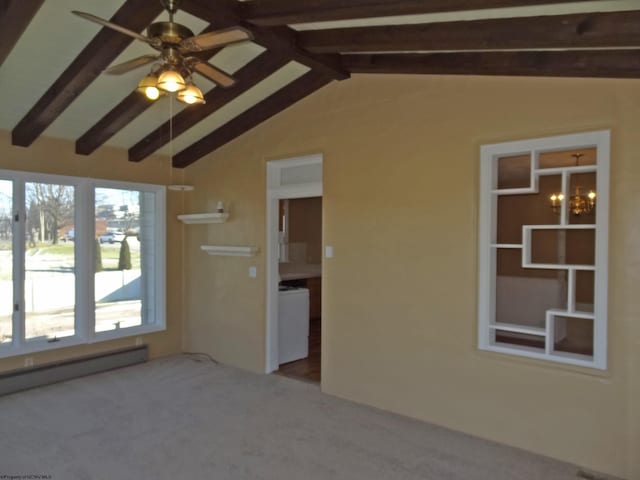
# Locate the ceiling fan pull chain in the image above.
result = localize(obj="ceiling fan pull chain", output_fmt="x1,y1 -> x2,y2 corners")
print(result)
169,94 -> 174,161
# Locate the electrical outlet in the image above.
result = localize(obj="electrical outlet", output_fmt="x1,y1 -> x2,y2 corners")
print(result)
135,337 -> 143,346
24,357 -> 34,367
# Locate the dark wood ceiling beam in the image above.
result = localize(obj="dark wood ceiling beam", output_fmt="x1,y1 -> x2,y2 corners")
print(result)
75,25 -> 228,156
343,50 -> 640,79
173,71 -> 330,168
75,93 -> 151,156
300,10 -> 640,53
0,0 -> 45,67
181,0 -> 349,80
11,0 -> 163,147
238,0 -> 600,26
128,52 -> 290,162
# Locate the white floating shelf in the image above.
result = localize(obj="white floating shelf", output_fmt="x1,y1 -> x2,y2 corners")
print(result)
201,245 -> 259,257
178,213 -> 229,224
167,184 -> 195,192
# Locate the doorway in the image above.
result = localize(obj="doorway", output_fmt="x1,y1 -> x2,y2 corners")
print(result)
265,154 -> 322,381
276,197 -> 322,383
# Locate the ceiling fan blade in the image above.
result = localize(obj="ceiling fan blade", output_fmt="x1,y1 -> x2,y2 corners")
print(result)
191,61 -> 236,88
180,27 -> 253,52
105,55 -> 159,75
71,11 -> 161,48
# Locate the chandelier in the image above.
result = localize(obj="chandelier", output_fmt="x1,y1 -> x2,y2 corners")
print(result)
549,153 -> 596,216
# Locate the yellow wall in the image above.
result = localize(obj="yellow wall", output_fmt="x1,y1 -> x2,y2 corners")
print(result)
0,132 -> 183,371
183,74 -> 640,479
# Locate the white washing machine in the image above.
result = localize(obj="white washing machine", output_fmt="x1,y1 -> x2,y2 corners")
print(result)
278,286 -> 310,365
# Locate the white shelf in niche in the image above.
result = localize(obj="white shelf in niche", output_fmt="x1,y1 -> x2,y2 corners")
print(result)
546,309 -> 594,319
177,213 -> 229,224
489,322 -> 546,336
201,245 -> 259,257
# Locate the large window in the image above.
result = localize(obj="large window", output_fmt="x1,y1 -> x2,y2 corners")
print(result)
0,170 -> 165,359
478,131 -> 609,369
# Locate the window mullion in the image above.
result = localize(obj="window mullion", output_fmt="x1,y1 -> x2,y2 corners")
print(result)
75,181 -> 94,342
13,179 -> 25,349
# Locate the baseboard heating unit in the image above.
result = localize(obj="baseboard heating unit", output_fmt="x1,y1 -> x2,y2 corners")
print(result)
0,345 -> 148,397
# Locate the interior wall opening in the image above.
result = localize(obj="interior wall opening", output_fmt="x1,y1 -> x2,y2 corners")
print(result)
276,197 -> 322,384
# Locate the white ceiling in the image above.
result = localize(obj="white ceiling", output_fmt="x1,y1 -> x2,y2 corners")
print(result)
0,0 -> 635,158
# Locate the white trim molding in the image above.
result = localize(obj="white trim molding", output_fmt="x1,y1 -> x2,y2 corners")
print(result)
265,153 -> 323,374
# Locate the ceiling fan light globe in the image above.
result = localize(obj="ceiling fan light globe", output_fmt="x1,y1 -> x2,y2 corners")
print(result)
157,70 -> 186,92
180,94 -> 197,105
145,86 -> 160,100
177,84 -> 205,105
137,75 -> 161,100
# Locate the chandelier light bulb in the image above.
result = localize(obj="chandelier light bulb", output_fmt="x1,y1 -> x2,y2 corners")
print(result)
157,69 -> 186,93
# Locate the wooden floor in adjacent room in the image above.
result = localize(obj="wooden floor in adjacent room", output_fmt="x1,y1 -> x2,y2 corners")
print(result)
276,317 -> 321,384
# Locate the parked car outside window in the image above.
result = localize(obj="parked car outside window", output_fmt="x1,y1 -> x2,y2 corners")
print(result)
99,231 -> 125,244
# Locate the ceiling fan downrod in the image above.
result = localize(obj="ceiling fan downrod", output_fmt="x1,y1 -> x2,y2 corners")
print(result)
161,0 -> 180,22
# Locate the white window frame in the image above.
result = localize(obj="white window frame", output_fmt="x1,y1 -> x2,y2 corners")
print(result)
0,169 -> 166,359
478,130 -> 609,370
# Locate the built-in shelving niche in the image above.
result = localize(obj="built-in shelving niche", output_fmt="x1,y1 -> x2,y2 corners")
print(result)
478,131 -> 609,370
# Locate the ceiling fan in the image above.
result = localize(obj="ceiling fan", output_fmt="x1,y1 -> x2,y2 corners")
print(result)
72,0 -> 253,104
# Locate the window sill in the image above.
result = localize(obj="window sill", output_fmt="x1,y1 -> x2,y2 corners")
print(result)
474,347 -> 611,379
92,324 -> 165,343
0,324 -> 165,360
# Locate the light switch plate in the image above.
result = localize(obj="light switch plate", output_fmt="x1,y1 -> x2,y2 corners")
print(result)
249,266 -> 257,278
325,245 -> 334,258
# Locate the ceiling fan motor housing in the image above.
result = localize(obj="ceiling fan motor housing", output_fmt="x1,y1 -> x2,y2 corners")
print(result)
147,22 -> 195,45
71,0 -> 248,89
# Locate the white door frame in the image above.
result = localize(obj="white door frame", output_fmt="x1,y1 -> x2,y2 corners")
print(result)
265,154 -> 323,373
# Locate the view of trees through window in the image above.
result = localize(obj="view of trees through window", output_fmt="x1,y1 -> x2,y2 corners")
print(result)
94,187 -> 144,332
24,182 -> 76,341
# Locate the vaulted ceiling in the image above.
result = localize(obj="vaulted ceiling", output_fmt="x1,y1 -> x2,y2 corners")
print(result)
1,0 -> 638,168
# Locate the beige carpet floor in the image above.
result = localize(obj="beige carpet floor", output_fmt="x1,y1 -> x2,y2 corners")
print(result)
0,355 -> 590,479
